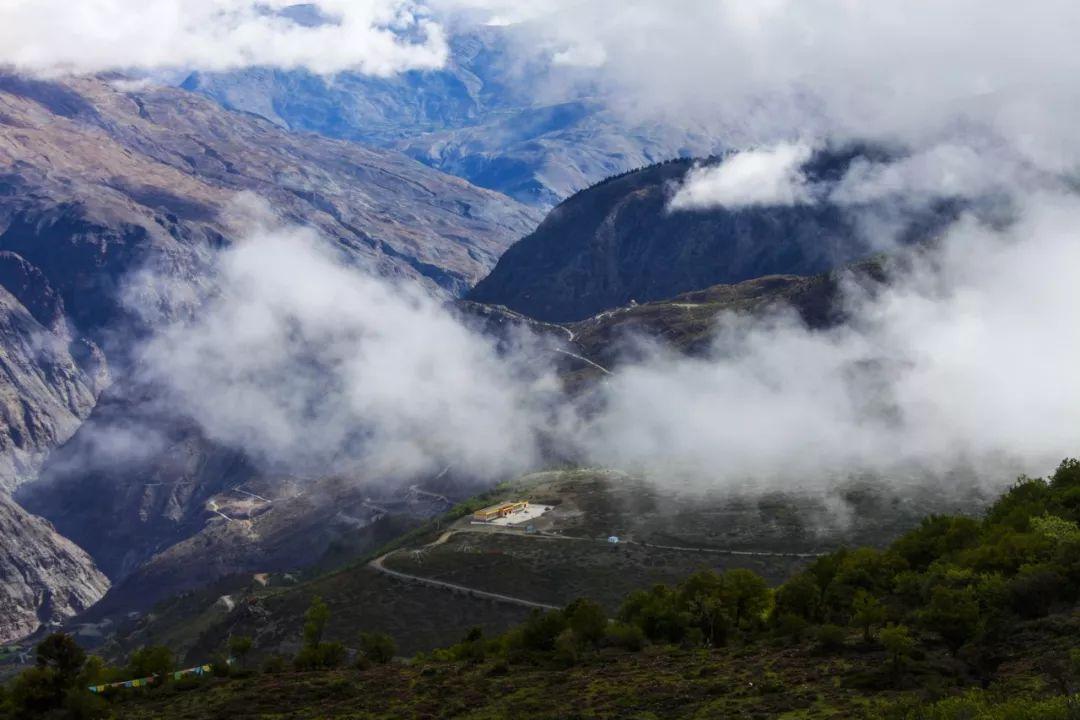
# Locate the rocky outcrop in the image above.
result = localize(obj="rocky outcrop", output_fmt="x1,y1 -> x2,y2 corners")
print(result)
0,494 -> 108,643
0,274 -> 106,493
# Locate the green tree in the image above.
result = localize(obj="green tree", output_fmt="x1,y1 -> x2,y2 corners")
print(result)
773,572 -> 821,622
919,586 -> 980,655
8,666 -> 63,718
678,571 -> 731,646
128,645 -> 174,679
892,515 -> 980,571
723,568 -> 770,630
564,598 -> 608,646
850,590 -> 886,643
358,632 -> 396,665
879,624 -> 915,675
619,585 -> 688,644
35,633 -> 86,682
229,635 -> 253,669
303,596 -> 331,647
518,609 -> 569,652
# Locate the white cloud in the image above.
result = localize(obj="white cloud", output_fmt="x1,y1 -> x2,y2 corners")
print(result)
433,0 -> 1080,174
584,188 -> 1080,488
0,0 -> 448,77
21,1 -> 1080,497
669,142 -> 814,210
130,198 -> 553,482
829,143 -> 1026,207
127,186 -> 1080,495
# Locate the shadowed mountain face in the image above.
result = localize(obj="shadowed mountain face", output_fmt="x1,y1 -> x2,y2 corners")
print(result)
16,377 -> 461,621
181,30 -> 721,206
17,383 -> 257,582
466,154 -> 951,323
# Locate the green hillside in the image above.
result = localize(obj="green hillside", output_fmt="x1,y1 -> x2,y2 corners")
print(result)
92,469 -> 972,666
6,460 -> 1078,719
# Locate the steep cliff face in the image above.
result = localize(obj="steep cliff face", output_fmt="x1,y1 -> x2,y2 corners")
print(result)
0,269 -> 105,493
0,494 -> 109,643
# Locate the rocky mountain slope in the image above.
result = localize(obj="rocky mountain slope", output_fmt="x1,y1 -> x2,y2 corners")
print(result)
0,73 -> 538,314
181,29 -> 720,206
17,384 -> 257,582
467,155 -> 945,322
19,378 -> 455,617
457,258 -> 887,395
0,494 -> 108,643
0,255 -> 106,493
0,71 -> 539,640
0,70 -> 538,490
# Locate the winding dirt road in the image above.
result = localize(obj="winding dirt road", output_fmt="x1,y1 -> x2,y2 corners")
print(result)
368,551 -> 559,611
366,523 -> 823,612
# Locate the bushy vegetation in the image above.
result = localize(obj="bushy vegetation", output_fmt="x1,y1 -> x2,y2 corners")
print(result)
5,461 -> 1080,719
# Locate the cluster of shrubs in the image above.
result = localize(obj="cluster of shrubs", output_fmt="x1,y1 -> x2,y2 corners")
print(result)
0,635 -> 183,720
288,596 -> 395,672
0,596 -> 397,719
768,460 -> 1080,674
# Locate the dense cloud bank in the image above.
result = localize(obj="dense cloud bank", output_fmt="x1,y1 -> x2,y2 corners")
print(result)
125,185 -> 1080,492
9,1 -> 1080,491
129,199 -> 554,482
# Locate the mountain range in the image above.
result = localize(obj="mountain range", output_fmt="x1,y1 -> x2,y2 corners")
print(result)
181,28 -> 721,207
0,70 -> 950,649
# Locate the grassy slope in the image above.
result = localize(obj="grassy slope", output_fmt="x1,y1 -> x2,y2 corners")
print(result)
106,469 -> 981,665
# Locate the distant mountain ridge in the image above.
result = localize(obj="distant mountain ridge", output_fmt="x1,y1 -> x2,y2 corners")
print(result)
181,29 -> 722,206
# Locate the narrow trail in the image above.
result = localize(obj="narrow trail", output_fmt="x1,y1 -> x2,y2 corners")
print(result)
408,484 -> 451,505
233,487 -> 272,503
368,552 -> 559,611
628,540 -> 824,559
550,348 -> 612,375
